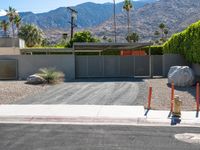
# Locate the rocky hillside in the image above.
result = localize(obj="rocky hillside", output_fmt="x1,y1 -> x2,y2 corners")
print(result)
0,0 -> 155,30
2,0 -> 200,42
93,0 -> 200,42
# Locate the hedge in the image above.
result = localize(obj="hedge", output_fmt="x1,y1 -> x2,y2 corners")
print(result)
163,20 -> 200,63
143,46 -> 163,55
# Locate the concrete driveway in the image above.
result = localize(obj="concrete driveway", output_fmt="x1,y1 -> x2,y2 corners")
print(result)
16,78 -> 147,105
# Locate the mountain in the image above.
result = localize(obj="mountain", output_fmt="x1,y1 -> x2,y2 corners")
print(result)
0,0 -> 155,31
3,0 -> 200,43
93,0 -> 200,42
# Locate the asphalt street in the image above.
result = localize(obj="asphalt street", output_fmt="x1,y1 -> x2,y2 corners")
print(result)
0,124 -> 200,150
16,79 -> 147,105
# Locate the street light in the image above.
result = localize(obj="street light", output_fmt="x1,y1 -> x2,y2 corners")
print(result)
67,7 -> 78,41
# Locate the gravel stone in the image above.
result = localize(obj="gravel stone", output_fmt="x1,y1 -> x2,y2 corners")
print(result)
0,81 -> 49,104
145,78 -> 196,110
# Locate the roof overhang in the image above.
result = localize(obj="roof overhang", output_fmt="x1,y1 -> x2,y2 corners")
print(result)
73,42 -> 153,52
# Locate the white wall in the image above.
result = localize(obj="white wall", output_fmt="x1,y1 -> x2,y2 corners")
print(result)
0,55 -> 75,80
0,48 -> 20,55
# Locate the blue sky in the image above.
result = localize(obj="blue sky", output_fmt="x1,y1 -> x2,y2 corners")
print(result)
0,0 -> 130,14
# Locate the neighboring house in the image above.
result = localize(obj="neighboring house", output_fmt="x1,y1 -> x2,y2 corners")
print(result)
0,37 -> 25,55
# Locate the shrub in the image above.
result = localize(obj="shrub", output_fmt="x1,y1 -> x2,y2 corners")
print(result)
66,31 -> 100,47
37,68 -> 65,84
163,20 -> 200,63
143,46 -> 163,55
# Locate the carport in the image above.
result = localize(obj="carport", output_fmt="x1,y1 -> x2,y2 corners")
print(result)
73,43 -> 154,78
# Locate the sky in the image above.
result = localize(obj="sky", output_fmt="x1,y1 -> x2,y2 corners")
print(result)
0,0 -> 133,15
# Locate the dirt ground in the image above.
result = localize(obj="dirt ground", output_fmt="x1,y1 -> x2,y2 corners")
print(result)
145,78 -> 197,111
0,81 -> 49,104
0,79 -> 198,111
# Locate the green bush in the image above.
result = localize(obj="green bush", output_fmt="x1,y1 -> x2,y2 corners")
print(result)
143,46 -> 163,55
66,31 -> 100,47
37,68 -> 65,84
163,20 -> 200,63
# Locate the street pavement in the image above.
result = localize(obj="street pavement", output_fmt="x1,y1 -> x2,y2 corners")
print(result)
0,124 -> 199,150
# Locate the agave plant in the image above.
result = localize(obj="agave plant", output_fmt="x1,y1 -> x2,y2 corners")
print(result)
37,68 -> 65,84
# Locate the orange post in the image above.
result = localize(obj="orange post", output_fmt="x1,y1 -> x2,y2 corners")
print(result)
148,87 -> 152,110
196,82 -> 200,112
171,82 -> 175,112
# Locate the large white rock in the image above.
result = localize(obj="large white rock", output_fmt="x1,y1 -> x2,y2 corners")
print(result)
26,74 -> 46,84
168,66 -> 194,87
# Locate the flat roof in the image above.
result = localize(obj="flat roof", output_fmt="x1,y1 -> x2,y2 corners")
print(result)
73,42 -> 153,51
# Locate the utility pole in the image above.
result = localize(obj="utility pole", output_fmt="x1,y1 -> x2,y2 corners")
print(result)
113,0 -> 117,43
67,7 -> 78,41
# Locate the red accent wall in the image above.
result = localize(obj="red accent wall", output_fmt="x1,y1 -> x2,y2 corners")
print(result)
120,50 -> 146,56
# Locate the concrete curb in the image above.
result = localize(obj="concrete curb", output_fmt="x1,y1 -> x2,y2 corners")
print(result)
0,116 -> 200,127
0,105 -> 199,127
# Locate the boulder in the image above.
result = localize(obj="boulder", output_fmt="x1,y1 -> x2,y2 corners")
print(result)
26,74 -> 46,84
168,66 -> 194,87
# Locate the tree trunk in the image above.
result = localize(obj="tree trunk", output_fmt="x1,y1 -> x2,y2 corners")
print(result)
12,22 -> 15,38
127,11 -> 130,35
127,11 -> 130,42
113,0 -> 117,43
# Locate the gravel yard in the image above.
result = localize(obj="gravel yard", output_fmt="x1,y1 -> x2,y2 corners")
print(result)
0,79 -> 197,111
145,78 -> 197,111
0,81 -> 49,104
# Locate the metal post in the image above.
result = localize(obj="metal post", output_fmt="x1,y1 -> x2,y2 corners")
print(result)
171,81 -> 175,113
148,87 -> 152,109
113,0 -> 117,43
70,16 -> 74,41
196,82 -> 200,113
149,46 -> 152,78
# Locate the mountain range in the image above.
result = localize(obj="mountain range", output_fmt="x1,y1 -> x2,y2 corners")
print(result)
0,0 -> 156,29
1,0 -> 200,42
94,0 -> 200,42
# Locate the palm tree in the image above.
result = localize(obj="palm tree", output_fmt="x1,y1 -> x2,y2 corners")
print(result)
14,15 -> 21,36
0,20 -> 9,37
163,28 -> 168,38
113,0 -> 117,43
154,30 -> 160,36
6,6 -> 18,37
154,23 -> 169,44
159,23 -> 165,40
18,24 -> 44,47
126,32 -> 139,43
123,0 -> 133,41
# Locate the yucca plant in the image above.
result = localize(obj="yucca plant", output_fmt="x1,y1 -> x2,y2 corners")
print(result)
37,68 -> 65,84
